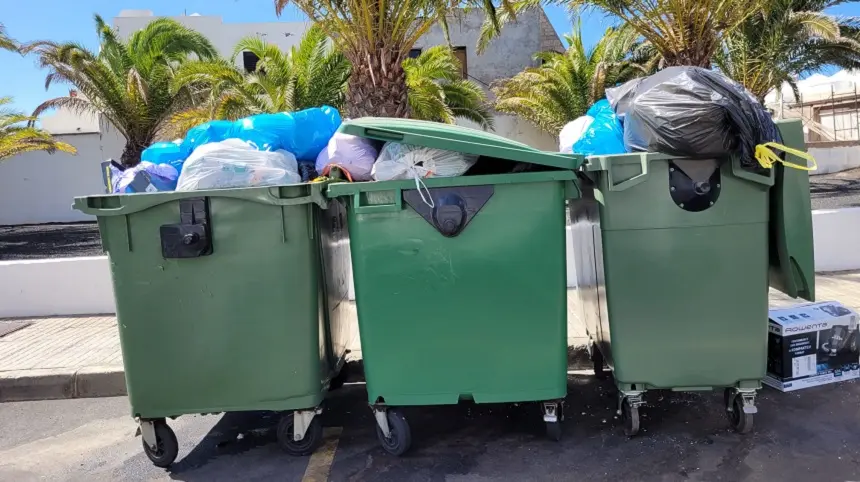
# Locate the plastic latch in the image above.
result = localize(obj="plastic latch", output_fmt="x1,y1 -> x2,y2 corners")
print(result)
403,186 -> 494,238
159,197 -> 213,258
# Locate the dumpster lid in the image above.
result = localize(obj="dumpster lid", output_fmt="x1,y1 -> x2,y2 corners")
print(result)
339,118 -> 584,170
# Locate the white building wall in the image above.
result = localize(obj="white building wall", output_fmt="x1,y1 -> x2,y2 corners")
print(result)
0,122 -> 124,225
113,11 -> 312,67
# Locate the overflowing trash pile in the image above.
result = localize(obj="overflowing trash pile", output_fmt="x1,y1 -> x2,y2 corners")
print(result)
559,66 -> 815,171
104,106 -> 342,193
104,106 -> 513,194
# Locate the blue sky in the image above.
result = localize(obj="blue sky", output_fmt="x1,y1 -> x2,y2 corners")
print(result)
1,1 -> 857,115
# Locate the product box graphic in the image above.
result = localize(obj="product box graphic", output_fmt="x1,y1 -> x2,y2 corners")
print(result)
765,301 -> 860,392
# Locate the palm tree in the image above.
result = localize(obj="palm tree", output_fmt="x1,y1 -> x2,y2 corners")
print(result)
0,23 -> 18,52
170,32 -> 493,133
169,25 -> 350,134
715,0 -> 860,101
547,0 -> 764,68
25,15 -> 217,166
404,46 -> 494,129
493,24 -> 647,133
0,97 -> 76,161
273,0 -> 512,118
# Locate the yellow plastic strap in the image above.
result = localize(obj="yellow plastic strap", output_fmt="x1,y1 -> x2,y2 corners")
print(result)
754,142 -> 817,171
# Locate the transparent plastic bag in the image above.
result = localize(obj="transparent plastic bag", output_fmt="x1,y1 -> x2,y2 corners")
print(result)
558,116 -> 593,153
114,162 -> 179,193
371,142 -> 477,181
315,133 -> 378,181
176,139 -> 301,191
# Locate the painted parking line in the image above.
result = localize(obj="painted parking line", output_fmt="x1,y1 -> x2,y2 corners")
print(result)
301,427 -> 343,482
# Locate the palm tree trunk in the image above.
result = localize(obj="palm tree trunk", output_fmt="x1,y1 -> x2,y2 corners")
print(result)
120,139 -> 148,167
346,53 -> 410,118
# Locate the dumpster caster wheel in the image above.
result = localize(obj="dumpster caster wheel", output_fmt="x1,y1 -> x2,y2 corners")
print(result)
621,399 -> 640,437
375,409 -> 411,456
725,389 -> 755,434
278,414 -> 323,456
546,422 -> 562,441
142,420 -> 178,468
591,345 -> 607,379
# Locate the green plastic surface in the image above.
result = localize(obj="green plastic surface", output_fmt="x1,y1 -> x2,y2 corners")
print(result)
338,117 -> 584,170
73,183 -> 351,419
769,119 -> 816,301
577,120 -> 816,391
328,171 -> 577,406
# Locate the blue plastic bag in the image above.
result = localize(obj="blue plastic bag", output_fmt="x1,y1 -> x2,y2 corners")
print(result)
573,99 -> 627,156
113,162 -> 179,193
229,106 -> 342,161
181,120 -> 234,155
141,142 -> 189,172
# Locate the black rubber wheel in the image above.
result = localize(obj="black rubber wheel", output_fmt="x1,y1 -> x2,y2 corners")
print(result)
546,422 -> 562,442
591,345 -> 607,379
277,414 -> 324,456
142,420 -> 179,468
375,409 -> 412,456
728,392 -> 754,434
621,399 -> 640,437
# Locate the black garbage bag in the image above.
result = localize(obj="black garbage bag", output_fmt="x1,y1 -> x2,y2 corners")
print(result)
606,66 -> 780,168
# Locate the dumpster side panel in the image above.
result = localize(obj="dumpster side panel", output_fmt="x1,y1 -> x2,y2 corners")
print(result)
602,223 -> 769,388
348,180 -> 568,406
319,199 -> 358,370
104,197 -> 324,418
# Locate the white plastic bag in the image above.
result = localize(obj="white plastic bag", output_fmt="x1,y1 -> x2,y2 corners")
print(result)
558,116 -> 593,154
371,142 -> 477,181
315,133 -> 377,181
176,138 -> 301,191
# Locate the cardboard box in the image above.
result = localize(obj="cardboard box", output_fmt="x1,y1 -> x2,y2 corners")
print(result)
765,301 -> 860,392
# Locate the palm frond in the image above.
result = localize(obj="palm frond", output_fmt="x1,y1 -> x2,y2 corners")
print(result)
0,97 -> 78,161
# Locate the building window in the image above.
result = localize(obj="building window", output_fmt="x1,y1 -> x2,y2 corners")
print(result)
243,51 -> 260,73
453,46 -> 467,79
408,48 -> 422,59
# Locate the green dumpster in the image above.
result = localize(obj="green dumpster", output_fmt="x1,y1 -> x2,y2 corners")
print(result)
326,118 -> 583,455
569,119 -> 815,436
73,183 -> 354,466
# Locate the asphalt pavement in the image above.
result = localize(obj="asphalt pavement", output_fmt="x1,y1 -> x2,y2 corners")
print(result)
1,375 -> 859,482
810,167 -> 860,210
0,222 -> 102,260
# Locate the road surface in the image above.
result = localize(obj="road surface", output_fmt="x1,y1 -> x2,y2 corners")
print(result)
1,376 -> 859,481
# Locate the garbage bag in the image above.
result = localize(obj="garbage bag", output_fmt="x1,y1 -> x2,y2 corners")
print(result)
114,161 -> 179,193
141,141 -> 189,172
606,66 -> 780,166
315,133 -> 378,181
181,120 -> 233,155
176,138 -> 301,191
572,100 -> 627,156
558,116 -> 593,154
229,106 -> 342,161
371,142 -> 477,181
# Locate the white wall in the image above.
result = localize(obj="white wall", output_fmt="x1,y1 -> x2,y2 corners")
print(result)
457,114 -> 558,151
808,145 -> 860,175
0,124 -> 124,225
811,207 -> 860,272
3,208 -> 856,318
0,257 -> 115,318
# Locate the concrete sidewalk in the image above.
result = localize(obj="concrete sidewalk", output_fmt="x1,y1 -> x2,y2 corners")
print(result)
2,271 -> 859,402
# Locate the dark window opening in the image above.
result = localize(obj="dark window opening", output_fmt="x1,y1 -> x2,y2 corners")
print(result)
408,48 -> 422,59
243,51 -> 260,73
453,46 -> 467,79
